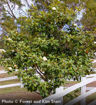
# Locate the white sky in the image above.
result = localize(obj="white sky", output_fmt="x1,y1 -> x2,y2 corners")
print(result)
4,0 -> 33,18
76,9 -> 85,21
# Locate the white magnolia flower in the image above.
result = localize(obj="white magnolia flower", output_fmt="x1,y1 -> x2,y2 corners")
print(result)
52,7 -> 56,10
12,50 -> 15,52
7,38 -> 12,41
43,56 -> 47,61
0,49 -> 6,53
35,73 -> 40,77
29,67 -> 32,69
8,67 -> 12,70
74,23 -> 77,26
94,52 -> 96,56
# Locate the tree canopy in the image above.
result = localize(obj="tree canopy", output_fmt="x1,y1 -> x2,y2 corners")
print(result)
0,0 -> 96,98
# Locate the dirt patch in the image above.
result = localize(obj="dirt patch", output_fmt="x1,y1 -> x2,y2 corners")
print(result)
0,73 -> 16,78
65,82 -> 77,87
93,63 -> 96,68
0,91 -> 42,105
65,81 -> 96,87
0,66 -> 4,70
86,81 -> 96,87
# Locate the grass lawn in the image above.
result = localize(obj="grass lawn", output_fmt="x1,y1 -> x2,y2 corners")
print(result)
0,79 -> 20,85
0,87 -> 27,94
93,62 -> 96,68
64,79 -> 96,105
64,87 -> 96,105
0,71 -> 23,95
0,73 -> 17,78
0,66 -> 4,70
87,92 -> 96,103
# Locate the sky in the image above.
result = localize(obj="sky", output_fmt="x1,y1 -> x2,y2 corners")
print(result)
0,26 -> 2,35
4,0 -> 33,18
76,9 -> 85,21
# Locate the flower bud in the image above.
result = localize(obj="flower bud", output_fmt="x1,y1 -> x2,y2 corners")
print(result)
43,56 -> 47,61
7,38 -> 12,41
14,65 -> 17,68
52,7 -> 56,10
0,49 -> 6,53
8,67 -> 12,71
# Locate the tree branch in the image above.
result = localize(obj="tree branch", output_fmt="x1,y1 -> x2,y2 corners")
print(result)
11,3 -> 16,11
6,0 -> 16,19
25,0 -> 31,8
35,67 -> 47,81
6,10 -> 14,18
20,9 -> 28,16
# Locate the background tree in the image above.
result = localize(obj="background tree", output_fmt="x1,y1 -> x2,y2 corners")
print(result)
63,0 -> 96,33
81,0 -> 96,33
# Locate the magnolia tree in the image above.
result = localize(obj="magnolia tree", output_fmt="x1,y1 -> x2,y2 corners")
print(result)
0,0 -> 95,97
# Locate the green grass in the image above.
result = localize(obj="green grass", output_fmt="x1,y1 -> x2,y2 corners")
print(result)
0,78 -> 24,95
0,72 -> 17,78
87,92 -> 96,103
64,89 -> 96,105
0,79 -> 20,85
63,88 -> 80,104
0,66 -> 4,70
0,87 -> 27,94
65,81 -> 79,84
93,62 -> 96,68
0,77 -> 23,95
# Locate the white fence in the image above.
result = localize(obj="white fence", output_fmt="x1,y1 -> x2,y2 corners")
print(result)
0,70 -> 23,89
1,70 -> 96,105
31,74 -> 96,105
